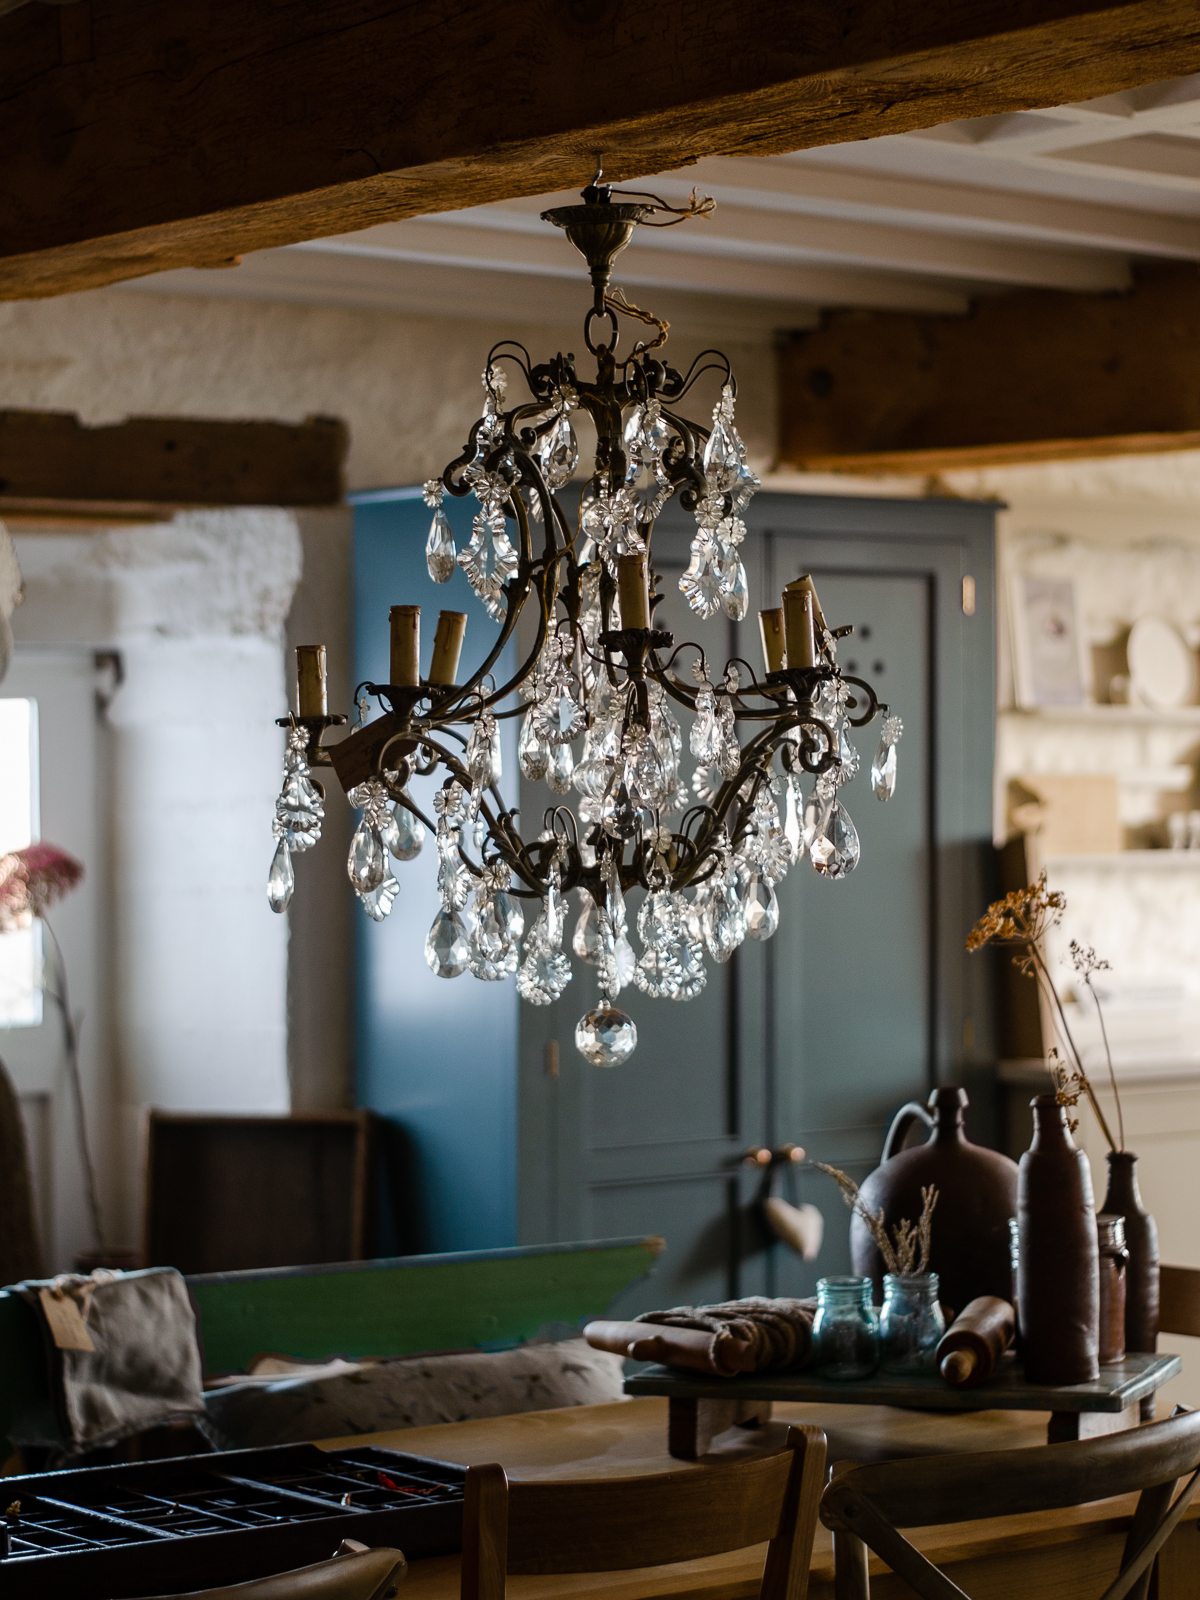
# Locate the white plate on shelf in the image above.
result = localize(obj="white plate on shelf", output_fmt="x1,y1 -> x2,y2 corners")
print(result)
1127,615 -> 1197,708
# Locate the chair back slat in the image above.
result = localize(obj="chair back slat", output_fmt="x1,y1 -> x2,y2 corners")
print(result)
505,1451 -> 793,1573
1159,1266 -> 1200,1338
823,1411 -> 1200,1530
461,1425 -> 826,1600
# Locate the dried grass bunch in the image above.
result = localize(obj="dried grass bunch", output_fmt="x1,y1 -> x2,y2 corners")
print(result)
813,1161 -> 937,1276
966,873 -> 1124,1152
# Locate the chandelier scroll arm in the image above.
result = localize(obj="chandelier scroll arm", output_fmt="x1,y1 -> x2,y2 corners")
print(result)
840,674 -> 884,728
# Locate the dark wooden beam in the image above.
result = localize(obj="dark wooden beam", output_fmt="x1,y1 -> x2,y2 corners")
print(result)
4,1 -> 1200,301
777,263 -> 1200,474
0,411 -> 347,509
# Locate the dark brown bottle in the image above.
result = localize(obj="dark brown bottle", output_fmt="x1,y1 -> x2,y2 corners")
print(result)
936,1295 -> 1015,1387
1096,1213 -> 1128,1365
1101,1152 -> 1159,1353
1018,1095 -> 1099,1385
851,1086 -> 1019,1316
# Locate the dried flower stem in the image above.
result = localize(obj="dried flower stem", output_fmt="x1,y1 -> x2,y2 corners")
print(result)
966,874 -> 1122,1153
813,1162 -> 938,1276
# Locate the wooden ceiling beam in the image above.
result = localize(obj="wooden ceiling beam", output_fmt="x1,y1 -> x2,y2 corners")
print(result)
776,263 -> 1200,473
0,411 -> 347,509
5,1 -> 1200,302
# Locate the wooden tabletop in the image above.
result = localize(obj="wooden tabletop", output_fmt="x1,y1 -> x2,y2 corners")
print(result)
317,1397 -> 1197,1600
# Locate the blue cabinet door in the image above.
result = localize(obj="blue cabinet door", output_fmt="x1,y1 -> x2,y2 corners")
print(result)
518,493 -> 995,1310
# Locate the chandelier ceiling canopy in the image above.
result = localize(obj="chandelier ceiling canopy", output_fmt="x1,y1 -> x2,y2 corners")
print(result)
268,179 -> 900,1067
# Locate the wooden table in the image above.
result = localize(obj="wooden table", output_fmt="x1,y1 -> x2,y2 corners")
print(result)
318,1396 -> 1200,1600
624,1351 -> 1183,1457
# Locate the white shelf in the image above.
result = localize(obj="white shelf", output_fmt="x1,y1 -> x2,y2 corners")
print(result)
1044,851 -> 1200,870
1000,704 -> 1200,725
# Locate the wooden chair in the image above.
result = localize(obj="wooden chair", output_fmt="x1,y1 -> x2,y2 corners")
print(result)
1159,1265 -> 1200,1338
460,1423 -> 827,1600
142,1543 -> 405,1599
820,1408 -> 1200,1600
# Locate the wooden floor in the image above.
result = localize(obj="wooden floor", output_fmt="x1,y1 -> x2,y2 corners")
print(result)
319,1397 -> 1200,1600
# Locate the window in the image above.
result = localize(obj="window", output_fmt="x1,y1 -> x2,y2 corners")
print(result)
0,697 -> 42,1027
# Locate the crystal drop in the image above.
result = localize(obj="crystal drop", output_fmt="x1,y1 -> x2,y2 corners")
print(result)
575,1003 -> 638,1067
614,930 -> 637,990
359,872 -> 399,922
466,718 -> 502,790
690,689 -> 720,762
536,412 -> 579,489
743,872 -> 780,940
390,800 -> 428,864
703,417 -> 741,494
572,753 -> 615,801
598,775 -> 640,838
267,838 -> 294,912
721,560 -> 749,622
573,897 -> 605,963
546,739 -> 575,795
497,890 -> 525,944
872,737 -> 898,801
638,890 -> 677,951
519,706 -> 551,781
671,935 -> 707,1001
545,880 -> 565,947
705,872 -> 746,960
680,538 -> 722,619
348,817 -> 386,892
811,802 -> 861,880
634,945 -> 683,999
803,789 -> 833,855
535,686 -> 587,746
458,510 -> 519,612
425,907 -> 470,978
426,506 -> 456,583
517,947 -> 573,1005
784,777 -> 803,864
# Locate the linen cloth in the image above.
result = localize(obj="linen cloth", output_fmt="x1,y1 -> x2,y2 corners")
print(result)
11,1266 -> 205,1452
635,1295 -> 818,1374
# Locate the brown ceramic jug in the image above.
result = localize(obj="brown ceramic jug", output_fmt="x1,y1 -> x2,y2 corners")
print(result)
850,1086 -> 1019,1317
1017,1093 -> 1099,1384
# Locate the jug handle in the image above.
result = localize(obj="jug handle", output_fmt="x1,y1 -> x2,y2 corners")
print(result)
881,1101 -> 934,1163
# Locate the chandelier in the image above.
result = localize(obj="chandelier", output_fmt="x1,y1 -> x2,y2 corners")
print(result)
267,179 -> 901,1067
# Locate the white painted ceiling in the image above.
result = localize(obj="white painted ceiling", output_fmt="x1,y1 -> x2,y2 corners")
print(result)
122,73 -> 1200,340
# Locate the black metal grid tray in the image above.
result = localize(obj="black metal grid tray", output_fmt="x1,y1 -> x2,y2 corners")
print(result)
0,1442 -> 465,1599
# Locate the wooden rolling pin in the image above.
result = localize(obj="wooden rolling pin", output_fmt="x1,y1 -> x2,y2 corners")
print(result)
935,1296 -> 1016,1387
583,1320 -> 756,1376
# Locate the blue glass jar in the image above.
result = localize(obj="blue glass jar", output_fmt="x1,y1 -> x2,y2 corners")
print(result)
880,1273 -> 946,1375
812,1276 -> 880,1380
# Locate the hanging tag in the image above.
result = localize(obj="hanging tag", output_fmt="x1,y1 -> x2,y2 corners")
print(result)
38,1288 -> 96,1352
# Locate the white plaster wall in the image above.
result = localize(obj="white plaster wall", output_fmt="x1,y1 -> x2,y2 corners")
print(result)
10,512 -> 301,1250
0,287 -> 779,491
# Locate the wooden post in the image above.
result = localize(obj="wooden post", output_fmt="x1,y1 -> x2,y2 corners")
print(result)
759,608 -> 785,674
429,611 -> 467,686
294,645 -> 328,716
389,606 -> 421,688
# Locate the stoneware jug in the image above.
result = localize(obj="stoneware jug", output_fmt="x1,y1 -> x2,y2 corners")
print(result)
1101,1151 -> 1159,1352
1018,1093 -> 1100,1385
850,1086 -> 1019,1316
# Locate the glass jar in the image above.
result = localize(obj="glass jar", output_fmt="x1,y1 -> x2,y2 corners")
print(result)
812,1276 -> 880,1380
1096,1213 -> 1128,1365
880,1273 -> 946,1375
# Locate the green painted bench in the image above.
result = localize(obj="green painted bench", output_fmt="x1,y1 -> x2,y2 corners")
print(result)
0,1235 -> 662,1454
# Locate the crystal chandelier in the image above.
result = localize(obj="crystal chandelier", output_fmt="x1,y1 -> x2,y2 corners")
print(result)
267,179 -> 901,1067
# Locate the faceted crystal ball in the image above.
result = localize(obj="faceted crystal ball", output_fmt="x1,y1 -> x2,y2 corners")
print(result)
575,1003 -> 637,1068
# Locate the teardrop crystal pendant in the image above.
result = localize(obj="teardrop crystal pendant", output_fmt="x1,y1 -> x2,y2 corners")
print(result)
546,739 -> 574,794
871,738 -> 897,801
810,803 -> 861,880
720,559 -> 749,622
388,798 -> 425,861
426,506 -> 456,582
267,837 -> 294,912
348,818 -> 386,892
519,706 -> 551,781
536,411 -> 579,489
575,1002 -> 638,1067
425,906 -> 470,978
743,872 -> 780,940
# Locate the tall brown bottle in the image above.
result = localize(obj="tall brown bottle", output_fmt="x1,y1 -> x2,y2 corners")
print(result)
1101,1152 -> 1159,1352
1018,1095 -> 1099,1384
